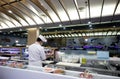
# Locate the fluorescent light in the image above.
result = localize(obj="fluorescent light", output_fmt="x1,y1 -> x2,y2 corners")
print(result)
64,34 -> 67,37
71,34 -> 74,37
58,35 -> 61,37
82,33 -> 86,36
88,21 -> 91,24
85,39 -> 88,42
107,31 -> 112,35
89,33 -> 94,36
89,25 -> 92,27
117,32 -> 120,35
112,31 -> 117,35
59,24 -> 62,27
99,32 -> 103,35
86,33 -> 89,36
61,35 -> 64,37
68,34 -> 71,37
102,32 -> 107,36
78,33 -> 82,36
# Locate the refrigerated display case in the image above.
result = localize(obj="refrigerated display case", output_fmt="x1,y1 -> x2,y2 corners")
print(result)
56,49 -> 120,77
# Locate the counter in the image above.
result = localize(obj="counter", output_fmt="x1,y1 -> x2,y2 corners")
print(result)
0,66 -> 120,79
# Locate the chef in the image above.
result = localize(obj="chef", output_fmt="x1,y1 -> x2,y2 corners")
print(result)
28,35 -> 47,67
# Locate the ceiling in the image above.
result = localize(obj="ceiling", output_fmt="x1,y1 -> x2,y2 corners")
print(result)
0,0 -> 120,37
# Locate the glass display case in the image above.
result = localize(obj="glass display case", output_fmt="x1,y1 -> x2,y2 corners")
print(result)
56,49 -> 120,77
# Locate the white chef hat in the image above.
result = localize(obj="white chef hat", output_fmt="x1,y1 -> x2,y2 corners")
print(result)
38,35 -> 47,42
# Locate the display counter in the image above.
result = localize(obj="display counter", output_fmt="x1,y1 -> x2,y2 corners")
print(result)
0,65 -> 120,79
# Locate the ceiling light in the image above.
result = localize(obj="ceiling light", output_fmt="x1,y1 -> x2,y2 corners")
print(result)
90,27 -> 93,29
10,31 -> 13,33
61,35 -> 64,37
15,40 -> 19,43
59,24 -> 62,27
82,33 -> 86,36
58,35 -> 61,37
88,21 -> 91,24
45,29 -> 47,31
107,31 -> 112,35
74,34 -> 78,37
8,10 -> 13,13
71,34 -> 74,37
86,33 -> 89,36
45,36 -> 49,38
49,35 -> 52,38
85,39 -> 88,42
113,26 -> 116,28
52,35 -> 55,37
78,33 -> 82,36
68,34 -> 71,37
64,34 -> 67,37
19,29 -> 22,31
54,35 -> 57,37
117,32 -> 120,35
78,7 -> 85,12
39,27 -> 42,29
89,25 -> 92,27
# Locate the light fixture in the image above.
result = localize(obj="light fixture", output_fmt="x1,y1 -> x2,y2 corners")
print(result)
45,29 -> 47,31
89,25 -> 92,27
113,26 -> 116,28
90,27 -> 93,29
58,35 -> 61,37
61,35 -> 64,37
19,29 -> 22,31
59,24 -> 62,27
85,38 -> 88,42
15,40 -> 19,43
78,33 -> 82,36
88,21 -> 91,24
8,10 -> 13,13
64,34 -> 67,37
10,31 -> 13,33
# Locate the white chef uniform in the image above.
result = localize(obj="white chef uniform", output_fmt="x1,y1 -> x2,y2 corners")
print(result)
28,35 -> 47,67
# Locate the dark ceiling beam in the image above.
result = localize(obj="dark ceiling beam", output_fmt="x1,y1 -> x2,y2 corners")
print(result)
0,13 -> 17,27
1,0 -> 23,26
73,0 -> 81,24
11,2 -> 38,26
0,19 -> 10,28
3,5 -> 30,26
100,0 -> 105,23
58,0 -> 72,24
87,0 -> 91,22
30,0 -> 54,23
111,0 -> 120,22
0,0 -> 22,7
44,0 -> 62,24
17,2 -> 38,25
20,0 -> 46,24
0,7 -> 23,26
